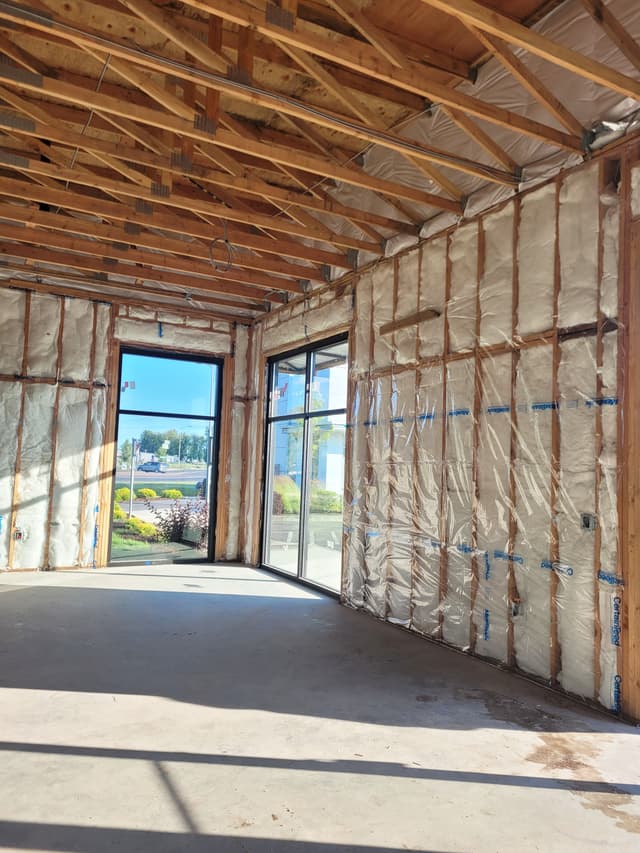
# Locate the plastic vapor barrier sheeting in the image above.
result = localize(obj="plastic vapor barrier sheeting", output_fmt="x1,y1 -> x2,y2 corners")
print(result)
344,162 -> 622,711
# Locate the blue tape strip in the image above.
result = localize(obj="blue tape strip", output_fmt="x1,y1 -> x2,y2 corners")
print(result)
366,531 -> 381,538
486,405 -> 510,415
598,570 -> 624,586
484,551 -> 491,581
448,408 -> 471,417
430,539 -> 441,550
158,321 -> 163,338
483,608 -> 490,642
363,420 -> 378,427
585,396 -> 618,408
390,416 -> 404,424
493,550 -> 524,564
417,412 -> 436,421
531,401 -> 558,411
456,543 -> 474,554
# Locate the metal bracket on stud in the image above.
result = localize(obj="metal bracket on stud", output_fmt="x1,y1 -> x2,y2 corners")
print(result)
151,182 -> 170,198
0,112 -> 35,132
135,199 -> 153,215
347,248 -> 359,270
194,113 -> 216,135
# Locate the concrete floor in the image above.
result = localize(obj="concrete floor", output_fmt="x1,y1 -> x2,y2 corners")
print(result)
0,564 -> 639,853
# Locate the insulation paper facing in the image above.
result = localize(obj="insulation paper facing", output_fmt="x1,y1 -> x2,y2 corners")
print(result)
480,204 -> 514,347
512,345 -> 554,681
115,317 -> 232,354
344,378 -> 368,609
363,375 -> 392,618
442,358 -> 475,650
447,223 -> 478,353
631,165 -> 640,219
49,387 -> 90,567
386,370 -> 415,625
601,189 -> 620,321
473,353 -> 513,664
60,297 -> 93,382
27,293 -> 61,378
371,264 -> 395,369
556,337 -> 597,697
518,184 -> 556,337
12,383 -> 56,569
558,167 -> 599,327
353,269 -> 373,374
0,289 -> 26,374
80,388 -> 106,566
413,364 -> 443,636
0,382 -> 21,568
93,304 -> 112,385
418,238 -> 446,360
394,253 -> 419,366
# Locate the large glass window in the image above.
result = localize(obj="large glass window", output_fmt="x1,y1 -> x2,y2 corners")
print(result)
110,349 -> 222,564
263,338 -> 348,592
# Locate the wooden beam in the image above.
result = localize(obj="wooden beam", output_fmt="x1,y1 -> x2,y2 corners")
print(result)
175,0 -> 583,149
0,62 -> 476,203
380,307 -> 441,335
419,0 -> 640,100
0,173 -> 350,268
0,276 -> 256,321
581,0 -> 640,75
468,27 -> 585,138
0,212 -> 305,294
0,96 -> 422,230
117,0 -> 229,73
0,3 -> 581,157
0,146 -> 380,253
323,0 -> 407,68
0,239 -> 284,304
440,105 -> 520,173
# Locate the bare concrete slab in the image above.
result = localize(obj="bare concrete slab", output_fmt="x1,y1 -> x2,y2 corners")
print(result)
0,563 -> 638,852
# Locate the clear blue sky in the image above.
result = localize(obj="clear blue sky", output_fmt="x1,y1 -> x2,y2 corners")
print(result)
117,353 -> 219,447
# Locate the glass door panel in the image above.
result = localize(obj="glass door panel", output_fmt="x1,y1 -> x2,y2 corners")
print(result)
111,350 -> 221,564
263,417 -> 304,574
302,416 -> 346,590
262,338 -> 348,592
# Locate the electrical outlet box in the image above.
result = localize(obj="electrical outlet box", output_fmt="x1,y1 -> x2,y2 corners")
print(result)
581,512 -> 597,532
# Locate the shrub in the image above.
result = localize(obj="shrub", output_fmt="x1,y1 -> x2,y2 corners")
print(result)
113,501 -> 126,520
272,491 -> 284,515
310,488 -> 342,513
273,475 -> 300,515
143,497 -> 209,549
161,489 -> 183,500
114,486 -> 134,502
124,516 -> 158,540
137,487 -> 157,499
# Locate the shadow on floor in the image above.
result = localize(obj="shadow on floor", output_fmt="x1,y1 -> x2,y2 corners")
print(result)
0,568 -> 624,734
0,822 -> 452,853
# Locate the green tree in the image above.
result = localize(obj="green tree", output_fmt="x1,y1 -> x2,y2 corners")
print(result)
140,429 -> 164,454
120,439 -> 132,466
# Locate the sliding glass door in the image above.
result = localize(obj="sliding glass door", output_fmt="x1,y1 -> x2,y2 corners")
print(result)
262,337 -> 348,592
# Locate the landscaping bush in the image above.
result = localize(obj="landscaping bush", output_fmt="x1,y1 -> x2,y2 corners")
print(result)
273,475 -> 300,514
124,516 -> 158,540
161,489 -> 183,499
137,487 -> 157,499
114,486 -> 134,502
143,497 -> 209,549
310,488 -> 342,513
113,501 -> 126,520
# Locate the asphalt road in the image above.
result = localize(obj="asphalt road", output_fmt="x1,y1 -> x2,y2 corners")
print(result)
115,467 -> 207,487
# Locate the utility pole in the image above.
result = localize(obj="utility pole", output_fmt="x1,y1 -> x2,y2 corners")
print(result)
128,438 -> 138,518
